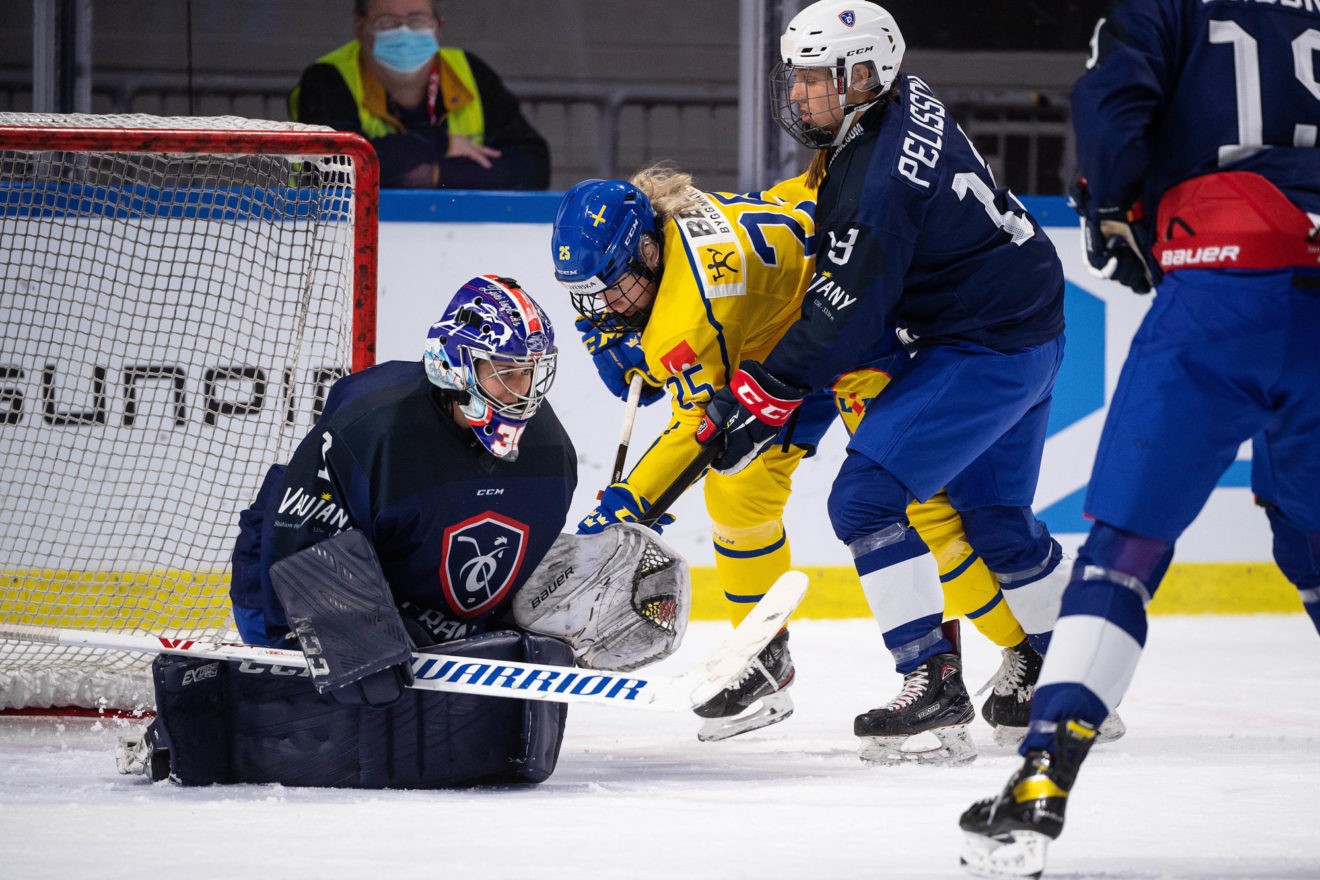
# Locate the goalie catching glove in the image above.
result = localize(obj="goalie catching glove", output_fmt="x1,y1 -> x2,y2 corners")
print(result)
514,523 -> 690,671
696,360 -> 805,475
1070,177 -> 1158,294
269,529 -> 414,707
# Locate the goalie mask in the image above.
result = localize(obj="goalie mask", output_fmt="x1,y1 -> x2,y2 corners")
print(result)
551,179 -> 659,333
771,0 -> 906,149
424,275 -> 558,461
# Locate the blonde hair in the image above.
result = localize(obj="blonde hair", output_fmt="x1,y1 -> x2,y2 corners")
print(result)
806,151 -> 830,189
629,163 -> 704,228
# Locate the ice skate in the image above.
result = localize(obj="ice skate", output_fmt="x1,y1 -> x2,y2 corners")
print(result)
694,628 -> 795,742
854,652 -> 976,766
115,728 -> 170,781
958,718 -> 1098,878
979,639 -> 1127,747
978,639 -> 1042,747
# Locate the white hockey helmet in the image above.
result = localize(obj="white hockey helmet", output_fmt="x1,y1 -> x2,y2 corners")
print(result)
771,0 -> 906,148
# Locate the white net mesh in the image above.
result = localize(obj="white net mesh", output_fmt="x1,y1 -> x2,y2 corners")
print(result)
0,112 -> 374,710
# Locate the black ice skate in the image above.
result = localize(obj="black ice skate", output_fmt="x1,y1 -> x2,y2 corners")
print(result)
958,718 -> 1098,879
978,639 -> 1043,746
854,652 -> 976,765
978,639 -> 1127,747
693,628 -> 795,742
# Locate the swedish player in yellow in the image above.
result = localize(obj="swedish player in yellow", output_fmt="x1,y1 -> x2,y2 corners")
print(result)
552,166 -> 1037,744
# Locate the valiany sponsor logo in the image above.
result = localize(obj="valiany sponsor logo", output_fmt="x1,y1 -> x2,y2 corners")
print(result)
806,272 -> 858,311
277,485 -> 350,531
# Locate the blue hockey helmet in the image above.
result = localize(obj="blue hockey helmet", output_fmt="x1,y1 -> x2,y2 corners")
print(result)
424,275 -> 558,461
550,179 -> 659,332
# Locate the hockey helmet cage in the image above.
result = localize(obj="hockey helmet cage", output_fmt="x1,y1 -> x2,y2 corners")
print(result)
771,1 -> 906,148
424,275 -> 558,460
550,179 -> 658,332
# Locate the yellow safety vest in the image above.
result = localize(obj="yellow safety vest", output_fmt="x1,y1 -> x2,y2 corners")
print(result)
290,41 -> 485,144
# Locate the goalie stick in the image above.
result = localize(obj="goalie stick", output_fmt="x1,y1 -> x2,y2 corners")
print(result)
0,570 -> 806,713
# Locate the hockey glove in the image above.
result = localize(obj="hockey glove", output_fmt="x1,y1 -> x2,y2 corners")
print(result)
1069,178 -> 1157,294
578,482 -> 676,534
695,360 -> 805,476
576,316 -> 664,405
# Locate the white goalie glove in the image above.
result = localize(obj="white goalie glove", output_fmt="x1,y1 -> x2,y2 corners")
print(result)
513,523 -> 690,671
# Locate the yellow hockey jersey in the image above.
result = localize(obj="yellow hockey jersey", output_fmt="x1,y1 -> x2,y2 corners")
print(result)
626,174 -> 818,503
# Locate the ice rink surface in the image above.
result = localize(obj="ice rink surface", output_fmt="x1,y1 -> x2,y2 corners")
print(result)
3,614 -> 1318,880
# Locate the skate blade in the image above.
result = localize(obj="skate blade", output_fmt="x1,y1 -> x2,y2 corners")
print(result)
1097,711 -> 1126,743
697,690 -> 794,742
991,724 -> 1027,748
858,725 -> 977,766
994,713 -> 1125,748
959,829 -> 1049,879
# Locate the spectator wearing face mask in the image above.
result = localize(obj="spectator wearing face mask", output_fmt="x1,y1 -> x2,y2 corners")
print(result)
290,0 -> 550,189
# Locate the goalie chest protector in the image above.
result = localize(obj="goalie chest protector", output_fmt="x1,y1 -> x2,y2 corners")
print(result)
254,361 -> 578,643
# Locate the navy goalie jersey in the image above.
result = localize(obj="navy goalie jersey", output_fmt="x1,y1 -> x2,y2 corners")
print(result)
233,360 -> 577,646
766,74 -> 1065,390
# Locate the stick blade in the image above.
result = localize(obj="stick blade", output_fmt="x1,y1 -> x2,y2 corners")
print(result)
677,570 -> 808,708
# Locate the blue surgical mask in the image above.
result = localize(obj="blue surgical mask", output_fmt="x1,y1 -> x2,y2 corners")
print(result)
371,26 -> 439,74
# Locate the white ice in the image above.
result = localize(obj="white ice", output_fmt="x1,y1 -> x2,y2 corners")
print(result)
3,614 -> 1318,880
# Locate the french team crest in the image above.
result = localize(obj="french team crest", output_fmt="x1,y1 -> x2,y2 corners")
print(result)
839,10 -> 856,27
439,512 -> 530,619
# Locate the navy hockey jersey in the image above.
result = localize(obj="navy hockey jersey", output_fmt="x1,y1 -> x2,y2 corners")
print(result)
236,360 -> 577,645
765,75 -> 1065,391
1074,0 -> 1320,215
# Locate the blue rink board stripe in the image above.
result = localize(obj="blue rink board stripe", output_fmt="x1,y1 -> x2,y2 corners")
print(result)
380,192 -> 1072,225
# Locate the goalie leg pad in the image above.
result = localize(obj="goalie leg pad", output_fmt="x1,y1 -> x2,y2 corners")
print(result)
269,528 -> 414,706
147,633 -> 573,788
143,654 -> 237,785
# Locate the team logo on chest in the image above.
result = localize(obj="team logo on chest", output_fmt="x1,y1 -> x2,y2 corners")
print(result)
439,511 -> 530,618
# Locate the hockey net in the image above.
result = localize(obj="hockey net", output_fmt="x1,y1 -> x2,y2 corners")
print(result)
0,113 -> 378,712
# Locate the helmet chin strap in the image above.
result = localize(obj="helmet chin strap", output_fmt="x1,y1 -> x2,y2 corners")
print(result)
830,90 -> 885,147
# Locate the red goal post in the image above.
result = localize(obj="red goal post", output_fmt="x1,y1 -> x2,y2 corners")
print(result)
0,113 -> 378,712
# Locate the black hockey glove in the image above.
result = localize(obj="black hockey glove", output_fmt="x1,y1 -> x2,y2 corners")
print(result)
1070,178 -> 1157,294
270,529 -> 414,708
695,360 -> 805,475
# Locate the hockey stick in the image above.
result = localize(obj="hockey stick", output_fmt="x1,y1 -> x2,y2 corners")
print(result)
611,373 -> 644,484
639,444 -> 718,527
597,373 -> 645,500
0,570 -> 806,713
